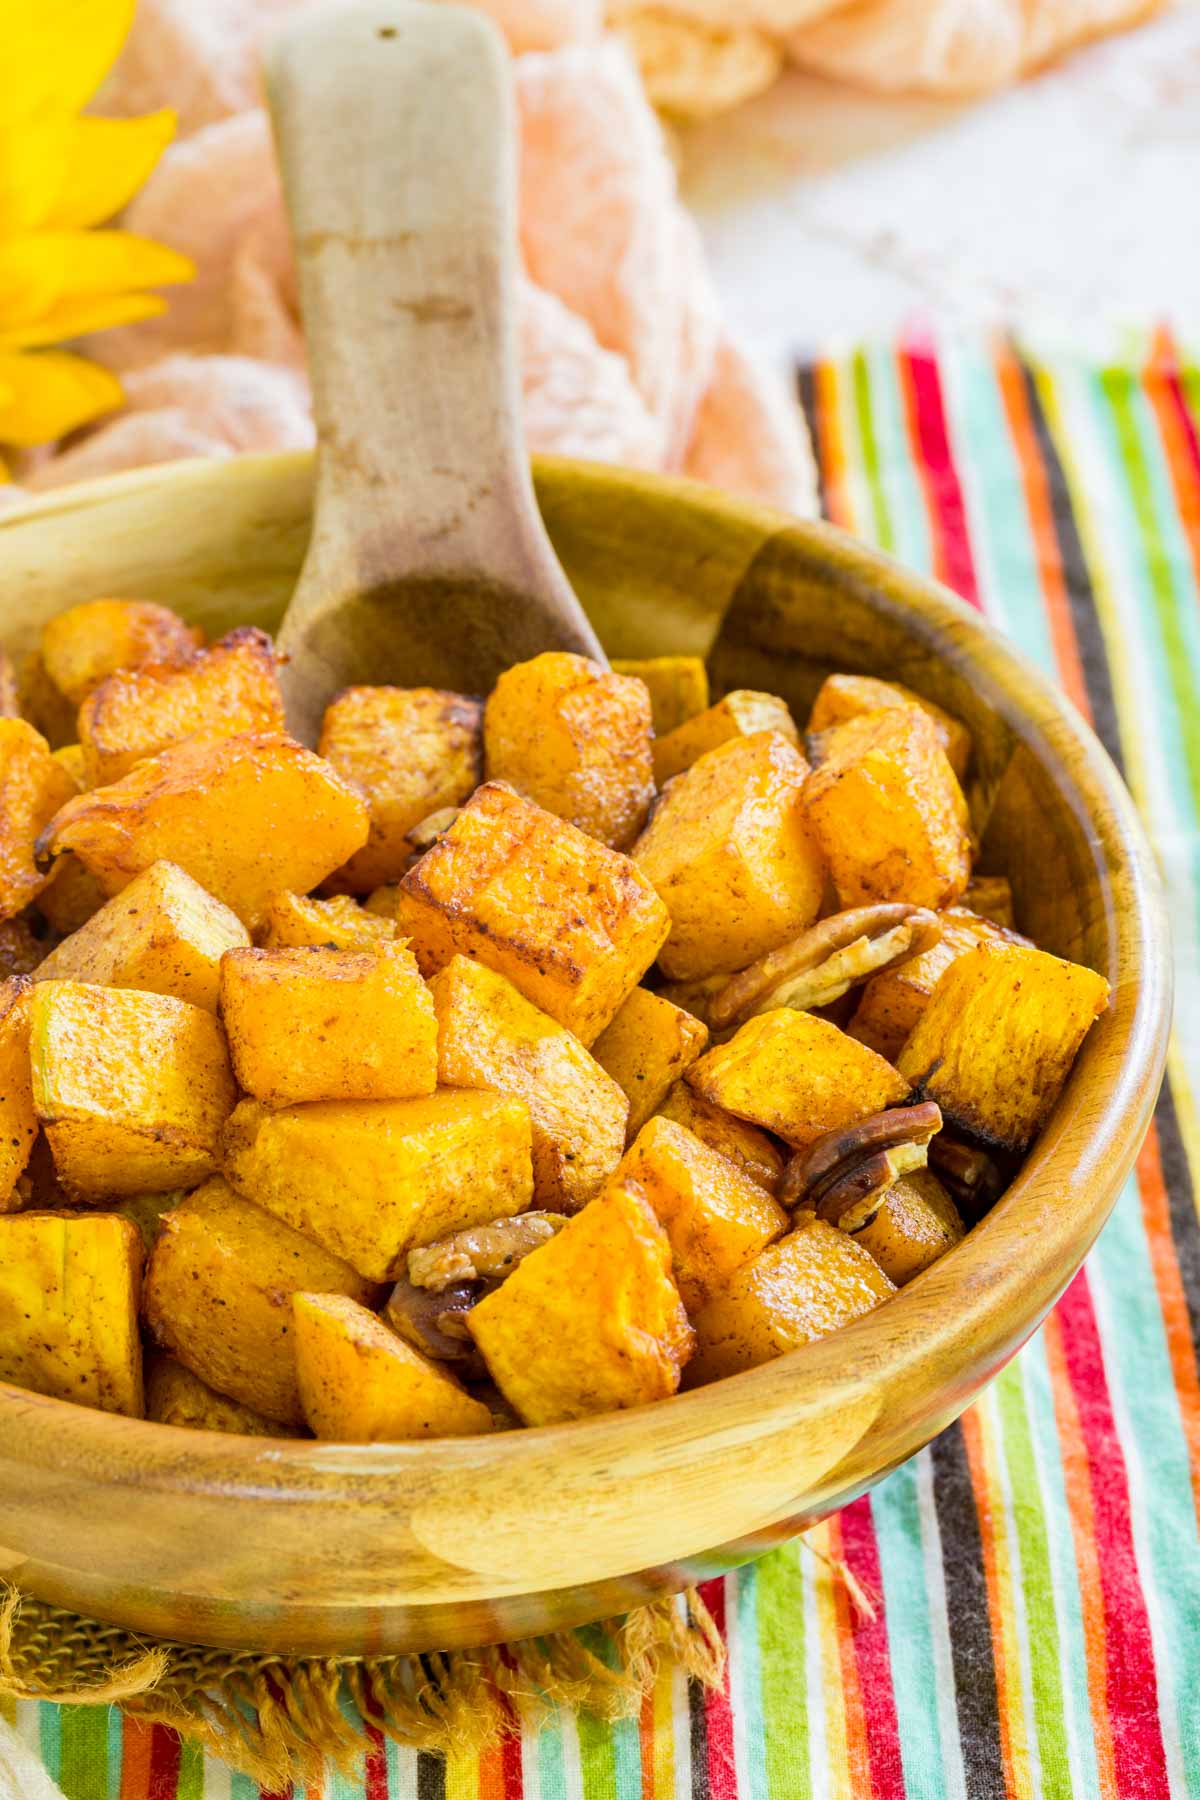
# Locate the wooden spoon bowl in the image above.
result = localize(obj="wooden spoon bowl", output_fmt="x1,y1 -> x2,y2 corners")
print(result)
0,452 -> 1170,1654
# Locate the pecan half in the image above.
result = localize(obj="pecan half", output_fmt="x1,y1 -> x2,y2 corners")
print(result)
928,1131 -> 1009,1221
384,1278 -> 484,1375
710,905 -> 943,1030
407,1212 -> 567,1293
780,1102 -> 943,1234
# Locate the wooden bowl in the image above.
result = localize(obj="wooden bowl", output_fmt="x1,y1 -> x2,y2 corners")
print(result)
0,453 -> 1171,1655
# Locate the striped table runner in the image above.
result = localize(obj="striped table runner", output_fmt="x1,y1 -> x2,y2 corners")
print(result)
6,332 -> 1199,1799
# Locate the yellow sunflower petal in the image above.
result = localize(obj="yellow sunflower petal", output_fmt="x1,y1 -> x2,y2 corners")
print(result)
0,230 -> 192,331
0,349 -> 123,448
0,290 -> 166,353
45,111 -> 177,231
0,235 -> 68,330
0,105 -> 73,235
0,0 -> 138,124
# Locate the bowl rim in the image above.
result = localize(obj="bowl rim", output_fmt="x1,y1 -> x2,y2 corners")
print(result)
0,451 -> 1174,1497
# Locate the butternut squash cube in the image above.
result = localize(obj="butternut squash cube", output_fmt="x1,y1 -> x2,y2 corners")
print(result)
801,708 -> 972,911
633,732 -> 825,982
145,1352 -> 291,1436
77,626 -> 285,786
260,890 -> 397,952
0,719 -> 78,919
293,1292 -> 493,1441
0,1210 -> 144,1415
36,854 -> 107,936
611,655 -> 709,737
619,1116 -> 787,1312
688,1218 -> 895,1383
467,1177 -> 694,1425
429,955 -> 626,1210
220,942 -> 437,1107
0,978 -> 36,1210
30,981 -> 236,1198
896,941 -> 1110,1152
389,782 -> 669,1044
38,733 -> 370,930
142,1177 -> 376,1424
318,685 -> 483,892
851,1169 -> 963,1287
849,906 -> 1025,1060
484,652 -> 655,849
592,987 -> 709,1140
222,1089 -> 534,1281
652,690 -> 799,786
687,1008 -> 909,1148
656,1083 -> 785,1193
807,673 -> 971,781
34,860 -> 250,1012
40,598 -> 201,709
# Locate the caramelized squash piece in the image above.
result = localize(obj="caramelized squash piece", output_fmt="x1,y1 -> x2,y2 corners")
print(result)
848,906 -> 1025,1060
592,986 -> 709,1140
259,890 -> 397,952
611,655 -> 709,736
0,1210 -> 144,1415
40,598 -> 201,709
656,1082 -> 785,1193
807,673 -> 970,781
36,854 -> 107,935
633,731 -> 825,981
896,941 -> 1110,1153
429,954 -> 626,1211
0,977 -> 36,1209
145,1352 -> 291,1436
468,1176 -> 694,1426
850,1169 -> 963,1287
0,719 -> 78,920
652,690 -> 799,785
293,1293 -> 493,1441
484,652 -> 655,849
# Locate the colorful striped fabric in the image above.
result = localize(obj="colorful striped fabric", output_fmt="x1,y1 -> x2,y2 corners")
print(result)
6,332 -> 1200,1799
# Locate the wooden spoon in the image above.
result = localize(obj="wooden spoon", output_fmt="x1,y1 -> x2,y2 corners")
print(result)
263,0 -> 605,743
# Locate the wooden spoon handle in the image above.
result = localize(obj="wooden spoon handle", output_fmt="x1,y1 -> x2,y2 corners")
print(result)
264,0 -> 603,711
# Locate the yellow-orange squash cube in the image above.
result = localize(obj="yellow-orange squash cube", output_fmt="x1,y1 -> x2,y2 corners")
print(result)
220,942 -> 437,1106
619,1116 -> 787,1311
652,690 -> 799,786
38,733 -> 370,930
849,906 -> 1023,1060
259,890 -> 397,952
318,685 -> 483,892
897,941 -> 1110,1152
36,853 -> 107,936
801,708 -> 972,911
467,1177 -> 694,1425
591,987 -> 709,1140
0,1210 -> 144,1415
688,1218 -> 895,1384
656,1083 -> 785,1193
807,673 -> 971,781
687,1007 -> 908,1148
388,782 -> 669,1044
611,655 -> 709,737
142,1177 -> 376,1424
851,1170 -> 964,1287
633,732 -> 825,982
429,954 -> 626,1211
0,978 -> 36,1210
40,598 -> 201,709
35,860 -> 250,1012
222,1089 -> 533,1281
30,981 -> 236,1198
293,1293 -> 493,1441
145,1352 -> 291,1436
0,719 -> 78,920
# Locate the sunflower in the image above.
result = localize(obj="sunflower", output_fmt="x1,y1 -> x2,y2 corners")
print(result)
0,0 -> 193,478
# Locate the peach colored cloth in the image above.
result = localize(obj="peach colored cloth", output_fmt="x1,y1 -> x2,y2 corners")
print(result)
17,0 -> 815,516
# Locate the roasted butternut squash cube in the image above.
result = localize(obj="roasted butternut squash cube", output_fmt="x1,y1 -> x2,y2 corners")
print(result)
17,653 -> 76,746
0,1211 -> 143,1415
592,987 -> 709,1140
145,1352 -> 292,1436
688,1218 -> 894,1383
0,978 -> 35,1209
429,954 -> 625,1210
40,599 -> 201,709
77,626 -> 285,786
318,685 -> 483,892
652,690 -> 799,786
222,1089 -> 533,1281
687,1008 -> 909,1148
220,942 -> 437,1107
34,860 -> 249,1012
801,708 -> 972,911
656,1083 -> 785,1192
30,981 -> 236,1198
293,1292 -> 493,1441
467,1177 -> 693,1425
851,1169 -> 964,1287
896,941 -> 1110,1152
36,853 -> 107,936
260,890 -> 397,952
633,732 -> 825,982
0,719 -> 78,920
389,782 -> 668,1044
807,673 -> 971,781
142,1177 -> 376,1424
849,907 -> 1025,1060
611,655 -> 709,737
619,1116 -> 787,1312
484,652 -> 655,849
39,733 -> 370,930
53,743 -> 87,789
